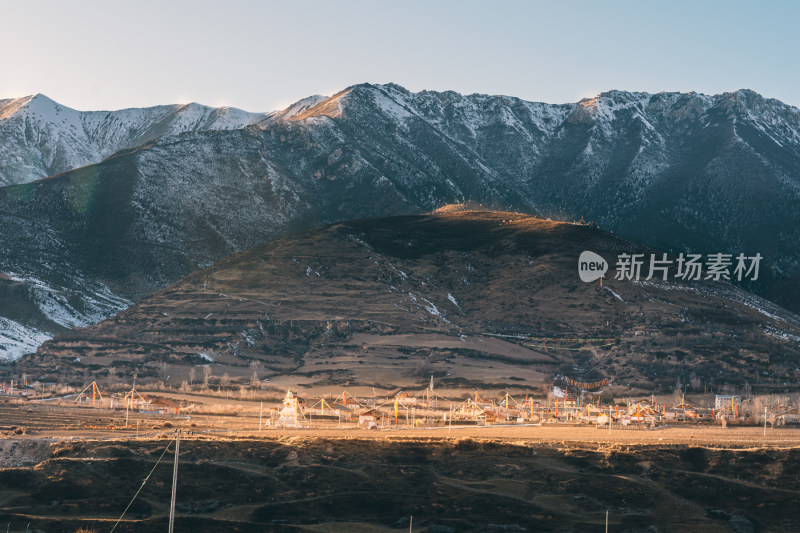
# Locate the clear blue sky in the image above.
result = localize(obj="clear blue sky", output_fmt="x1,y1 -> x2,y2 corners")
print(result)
2,0 -> 798,111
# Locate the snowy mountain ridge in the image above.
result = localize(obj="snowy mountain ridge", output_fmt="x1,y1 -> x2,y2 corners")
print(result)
2,83 -> 800,360
0,94 -> 272,185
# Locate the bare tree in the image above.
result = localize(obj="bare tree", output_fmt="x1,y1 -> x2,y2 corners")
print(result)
689,371 -> 701,391
202,366 -> 212,389
189,367 -> 196,386
672,377 -> 683,405
249,360 -> 261,387
752,396 -> 765,423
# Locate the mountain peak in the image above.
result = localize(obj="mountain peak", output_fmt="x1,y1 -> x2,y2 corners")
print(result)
22,93 -> 65,110
283,88 -> 353,121
29,93 -> 56,103
7,93 -> 75,126
267,94 -> 328,122
715,88 -> 800,121
719,88 -> 765,106
596,89 -> 652,100
0,94 -> 272,186
0,93 -> 60,120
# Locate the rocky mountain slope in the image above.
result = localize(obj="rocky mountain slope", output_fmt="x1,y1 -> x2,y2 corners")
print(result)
2,84 -> 800,360
26,207 -> 800,392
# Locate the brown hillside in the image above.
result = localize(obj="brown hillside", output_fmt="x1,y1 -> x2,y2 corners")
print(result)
27,207 -> 800,394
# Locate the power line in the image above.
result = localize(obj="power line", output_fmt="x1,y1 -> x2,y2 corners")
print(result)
110,436 -> 174,533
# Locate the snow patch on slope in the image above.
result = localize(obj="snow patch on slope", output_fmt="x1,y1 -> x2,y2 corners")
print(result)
5,271 -> 131,329
0,317 -> 52,361
0,270 -> 131,360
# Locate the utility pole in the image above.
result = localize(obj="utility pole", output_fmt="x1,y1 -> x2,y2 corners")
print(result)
168,430 -> 181,533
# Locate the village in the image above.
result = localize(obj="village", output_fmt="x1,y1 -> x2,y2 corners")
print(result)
241,382 -> 799,431
1,375 -> 797,435
2,375 -> 800,533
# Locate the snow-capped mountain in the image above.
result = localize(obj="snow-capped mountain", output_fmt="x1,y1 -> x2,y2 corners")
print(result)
0,94 -> 271,185
1,83 -> 800,360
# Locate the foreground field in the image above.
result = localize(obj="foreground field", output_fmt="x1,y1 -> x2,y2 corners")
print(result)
1,402 -> 799,532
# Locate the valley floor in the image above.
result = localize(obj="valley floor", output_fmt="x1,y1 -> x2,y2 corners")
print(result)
0,402 -> 799,532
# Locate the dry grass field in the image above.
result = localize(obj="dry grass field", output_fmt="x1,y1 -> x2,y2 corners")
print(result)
1,397 -> 799,533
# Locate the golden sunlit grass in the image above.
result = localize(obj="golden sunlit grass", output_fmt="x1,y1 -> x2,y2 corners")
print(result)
432,203 -> 567,232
